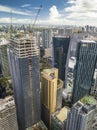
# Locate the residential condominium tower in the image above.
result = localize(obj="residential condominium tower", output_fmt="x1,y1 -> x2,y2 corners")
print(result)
7,35 -> 41,130
72,40 -> 97,104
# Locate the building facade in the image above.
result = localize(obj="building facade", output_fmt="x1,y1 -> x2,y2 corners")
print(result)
0,39 -> 10,77
72,40 -> 97,104
53,36 -> 71,87
41,68 -> 63,129
41,68 -> 58,114
0,96 -> 18,130
66,96 -> 97,130
42,29 -> 52,48
56,79 -> 63,110
7,35 -> 41,130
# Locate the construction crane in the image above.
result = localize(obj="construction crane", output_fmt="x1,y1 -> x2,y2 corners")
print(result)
33,5 -> 42,27
29,5 -> 42,36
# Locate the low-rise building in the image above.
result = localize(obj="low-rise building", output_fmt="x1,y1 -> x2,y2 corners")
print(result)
51,107 -> 69,130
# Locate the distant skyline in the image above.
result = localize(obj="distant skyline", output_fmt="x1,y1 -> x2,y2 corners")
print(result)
0,0 -> 97,26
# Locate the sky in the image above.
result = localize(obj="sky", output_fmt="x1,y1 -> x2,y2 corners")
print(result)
0,0 -> 97,26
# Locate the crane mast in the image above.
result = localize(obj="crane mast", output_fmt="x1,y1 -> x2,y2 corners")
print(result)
33,5 -> 42,27
30,5 -> 42,36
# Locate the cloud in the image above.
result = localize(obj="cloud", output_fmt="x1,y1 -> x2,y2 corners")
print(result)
67,0 -> 76,4
47,3 -> 97,26
0,5 -> 31,16
0,2 -> 97,26
49,6 -> 61,19
65,0 -> 97,13
21,4 -> 31,8
63,0 -> 97,25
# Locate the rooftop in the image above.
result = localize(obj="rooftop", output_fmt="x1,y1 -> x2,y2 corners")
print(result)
80,96 -> 97,105
81,39 -> 96,43
8,35 -> 39,58
62,86 -> 73,98
53,107 -> 68,122
0,96 -> 14,111
54,36 -> 70,38
0,38 -> 9,46
29,121 -> 48,130
42,68 -> 58,80
43,68 -> 56,74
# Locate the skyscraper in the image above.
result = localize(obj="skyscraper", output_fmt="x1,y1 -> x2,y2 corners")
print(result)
41,68 -> 63,129
72,40 -> 97,104
66,96 -> 97,130
7,35 -> 41,130
0,96 -> 18,130
42,29 -> 52,48
0,38 -> 10,77
53,36 -> 71,87
41,68 -> 58,114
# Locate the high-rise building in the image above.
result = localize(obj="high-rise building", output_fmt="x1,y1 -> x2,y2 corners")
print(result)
65,28 -> 72,36
0,38 -> 10,77
42,29 -> 52,48
66,96 -> 97,130
7,35 -> 41,130
0,96 -> 18,130
41,68 -> 58,114
41,68 -> 63,129
53,36 -> 71,87
72,40 -> 97,104
58,28 -> 65,36
35,31 -> 42,47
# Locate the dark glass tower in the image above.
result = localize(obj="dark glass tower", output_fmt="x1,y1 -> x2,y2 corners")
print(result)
7,35 -> 41,130
53,36 -> 71,87
72,40 -> 97,104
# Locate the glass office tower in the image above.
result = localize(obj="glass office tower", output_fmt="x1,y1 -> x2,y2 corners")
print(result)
53,36 -> 71,87
72,40 -> 97,104
7,35 -> 41,130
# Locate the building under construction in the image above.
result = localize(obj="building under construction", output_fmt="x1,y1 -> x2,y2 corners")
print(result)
7,34 -> 41,130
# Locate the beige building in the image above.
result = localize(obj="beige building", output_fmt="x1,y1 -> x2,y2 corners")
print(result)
41,68 -> 63,129
41,68 -> 58,114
